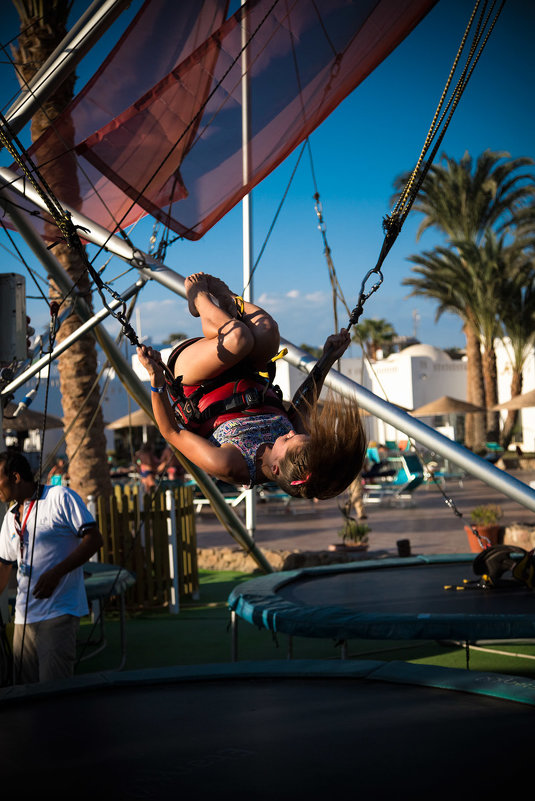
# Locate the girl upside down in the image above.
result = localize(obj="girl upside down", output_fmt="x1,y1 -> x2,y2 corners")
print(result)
136,272 -> 367,500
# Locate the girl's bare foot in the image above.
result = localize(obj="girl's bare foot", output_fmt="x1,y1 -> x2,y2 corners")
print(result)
207,276 -> 239,318
184,272 -> 210,317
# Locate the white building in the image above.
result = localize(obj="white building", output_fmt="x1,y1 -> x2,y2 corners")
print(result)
495,338 -> 535,451
357,344 -> 467,445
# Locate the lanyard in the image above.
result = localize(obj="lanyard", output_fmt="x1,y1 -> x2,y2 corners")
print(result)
16,500 -> 35,559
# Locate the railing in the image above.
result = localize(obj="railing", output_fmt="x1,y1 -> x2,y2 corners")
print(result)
90,484 -> 199,611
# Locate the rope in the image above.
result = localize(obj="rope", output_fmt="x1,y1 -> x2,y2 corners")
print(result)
242,139 -> 308,297
347,0 -> 505,331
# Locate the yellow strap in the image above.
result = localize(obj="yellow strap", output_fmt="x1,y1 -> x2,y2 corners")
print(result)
258,348 -> 288,379
234,296 -> 245,317
271,348 -> 287,362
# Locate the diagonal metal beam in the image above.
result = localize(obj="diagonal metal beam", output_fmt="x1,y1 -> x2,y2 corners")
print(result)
4,0 -> 131,137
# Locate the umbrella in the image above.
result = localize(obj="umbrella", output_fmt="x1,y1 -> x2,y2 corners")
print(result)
411,396 -> 484,416
106,408 -> 155,429
2,402 -> 64,432
493,389 -> 535,411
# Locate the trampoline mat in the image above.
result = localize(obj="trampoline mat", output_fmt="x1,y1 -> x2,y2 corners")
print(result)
1,674 -> 533,799
279,562 -> 535,615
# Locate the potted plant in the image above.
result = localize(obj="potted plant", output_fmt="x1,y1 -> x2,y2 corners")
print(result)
335,498 -> 370,550
464,504 -> 503,552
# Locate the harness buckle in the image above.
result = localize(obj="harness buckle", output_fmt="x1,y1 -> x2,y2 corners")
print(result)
244,388 -> 262,408
183,398 -> 201,421
225,388 -> 262,412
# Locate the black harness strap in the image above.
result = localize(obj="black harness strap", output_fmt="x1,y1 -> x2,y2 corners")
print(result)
165,340 -> 284,431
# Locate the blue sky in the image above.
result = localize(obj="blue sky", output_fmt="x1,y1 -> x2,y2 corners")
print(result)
1,0 -> 534,356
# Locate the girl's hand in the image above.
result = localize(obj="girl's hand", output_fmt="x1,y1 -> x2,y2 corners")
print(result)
322,328 -> 350,361
137,345 -> 164,378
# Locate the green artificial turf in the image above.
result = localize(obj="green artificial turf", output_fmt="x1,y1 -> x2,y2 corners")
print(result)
76,569 -> 535,679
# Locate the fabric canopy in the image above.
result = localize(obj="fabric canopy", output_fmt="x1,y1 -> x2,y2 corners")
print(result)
10,0 -> 436,241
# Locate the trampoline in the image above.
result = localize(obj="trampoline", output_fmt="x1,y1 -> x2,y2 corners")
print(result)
228,554 -> 535,646
1,660 -> 535,799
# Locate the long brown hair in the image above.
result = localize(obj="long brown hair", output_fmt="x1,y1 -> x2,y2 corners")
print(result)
276,394 -> 367,500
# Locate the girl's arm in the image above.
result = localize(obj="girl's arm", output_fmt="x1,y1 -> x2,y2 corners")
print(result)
136,346 -> 246,482
288,328 -> 351,433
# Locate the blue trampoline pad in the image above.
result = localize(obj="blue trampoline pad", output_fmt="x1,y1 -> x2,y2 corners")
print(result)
228,555 -> 535,641
280,562 -> 533,614
1,661 -> 534,799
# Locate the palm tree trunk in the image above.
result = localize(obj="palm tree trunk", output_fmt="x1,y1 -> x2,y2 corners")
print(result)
481,341 -> 500,442
501,370 -> 522,448
13,3 -> 112,500
464,323 -> 486,451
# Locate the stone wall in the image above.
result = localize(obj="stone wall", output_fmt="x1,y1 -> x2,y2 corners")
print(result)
197,546 -> 387,573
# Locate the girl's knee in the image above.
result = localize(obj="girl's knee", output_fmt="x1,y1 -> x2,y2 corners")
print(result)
222,321 -> 254,359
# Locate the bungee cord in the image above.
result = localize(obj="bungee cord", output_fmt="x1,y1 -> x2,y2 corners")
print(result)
347,0 -> 506,332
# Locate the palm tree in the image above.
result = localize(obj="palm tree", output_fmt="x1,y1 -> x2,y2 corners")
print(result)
497,238 -> 535,447
396,150 -> 535,450
450,233 -> 508,442
403,246 -> 487,449
398,150 -> 535,244
12,1 -> 112,500
352,318 -> 396,361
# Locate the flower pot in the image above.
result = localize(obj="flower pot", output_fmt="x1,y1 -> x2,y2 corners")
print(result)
329,542 -> 369,552
464,524 -> 501,553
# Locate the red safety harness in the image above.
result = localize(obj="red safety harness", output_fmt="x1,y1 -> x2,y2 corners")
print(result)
165,339 -> 286,437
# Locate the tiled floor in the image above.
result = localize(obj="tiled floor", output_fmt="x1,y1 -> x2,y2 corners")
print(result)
195,470 -> 535,557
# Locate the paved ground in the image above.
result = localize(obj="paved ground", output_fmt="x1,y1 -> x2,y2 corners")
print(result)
195,469 -> 535,557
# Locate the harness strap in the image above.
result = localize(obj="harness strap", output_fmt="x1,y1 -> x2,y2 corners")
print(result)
165,339 -> 285,433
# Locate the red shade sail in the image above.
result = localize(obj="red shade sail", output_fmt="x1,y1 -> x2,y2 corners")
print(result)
11,0 -> 437,241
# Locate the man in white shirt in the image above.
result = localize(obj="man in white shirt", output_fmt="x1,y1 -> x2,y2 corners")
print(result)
0,451 -> 103,684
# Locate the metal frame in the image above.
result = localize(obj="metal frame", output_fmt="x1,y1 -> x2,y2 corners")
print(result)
3,0 -> 131,137
2,0 -> 535,537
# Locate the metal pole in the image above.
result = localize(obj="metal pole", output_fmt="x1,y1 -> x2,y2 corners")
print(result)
241,0 -> 256,542
0,169 -> 141,265
280,338 -> 535,513
2,191 -> 274,574
165,489 -> 180,614
4,0 -> 130,136
241,0 -> 253,305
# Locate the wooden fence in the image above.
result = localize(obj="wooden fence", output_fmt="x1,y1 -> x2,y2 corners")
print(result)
92,484 -> 199,609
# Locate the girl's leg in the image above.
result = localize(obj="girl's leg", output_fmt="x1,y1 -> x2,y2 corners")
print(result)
174,274 -> 254,384
207,275 -> 280,369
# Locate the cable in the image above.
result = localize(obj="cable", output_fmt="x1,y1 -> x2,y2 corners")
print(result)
347,0 -> 505,331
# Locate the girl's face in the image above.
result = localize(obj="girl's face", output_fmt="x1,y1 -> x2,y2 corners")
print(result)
270,430 -> 309,466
